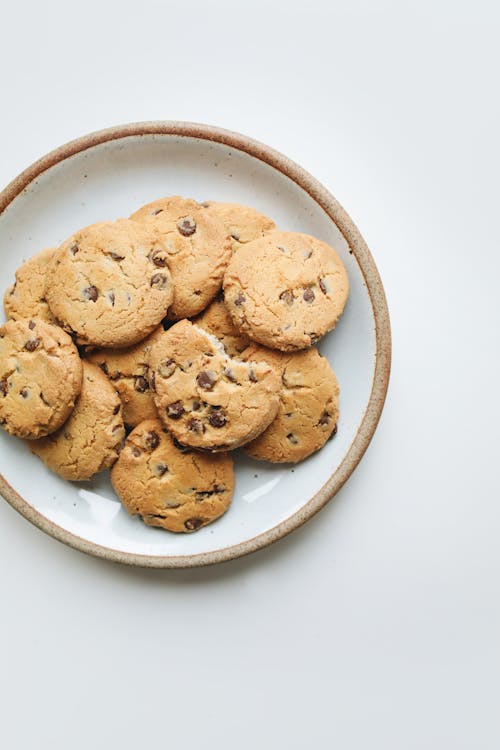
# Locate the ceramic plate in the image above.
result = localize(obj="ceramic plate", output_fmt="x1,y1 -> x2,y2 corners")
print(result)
0,122 -> 391,567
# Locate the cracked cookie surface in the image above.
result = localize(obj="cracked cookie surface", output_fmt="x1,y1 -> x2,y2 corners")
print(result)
130,196 -> 231,320
85,326 -> 163,427
223,231 -> 349,351
29,361 -> 125,480
200,201 -> 275,254
4,247 -> 57,323
194,295 -> 251,357
0,317 -> 83,439
46,219 -> 173,347
111,419 -> 234,532
148,319 -> 280,451
241,345 -> 339,463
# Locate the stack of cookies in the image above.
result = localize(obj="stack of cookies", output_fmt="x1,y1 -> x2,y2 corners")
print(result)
0,197 -> 349,533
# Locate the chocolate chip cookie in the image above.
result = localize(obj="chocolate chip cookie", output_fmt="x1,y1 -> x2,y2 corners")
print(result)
148,320 -> 281,451
224,231 -> 349,351
130,196 -> 231,320
241,345 -> 339,463
46,219 -> 173,347
201,201 -> 276,254
194,295 -> 251,357
29,361 -> 125,480
111,419 -> 234,532
0,317 -> 83,439
4,247 -> 57,323
85,326 -> 163,427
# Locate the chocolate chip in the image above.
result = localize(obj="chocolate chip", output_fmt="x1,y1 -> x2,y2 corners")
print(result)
24,338 -> 41,352
303,288 -> 315,303
223,368 -> 236,382
209,408 -> 227,428
309,332 -> 319,345
107,291 -> 115,306
99,362 -> 109,376
177,216 -> 197,236
319,411 -> 330,425
166,401 -> 184,419
150,273 -> 168,289
149,372 -> 156,392
108,370 -> 122,381
134,376 -> 149,393
286,433 -> 299,445
113,404 -> 120,415
20,388 -> 29,399
192,400 -> 201,411
131,446 -> 141,457
109,251 -> 125,261
188,417 -> 205,434
152,208 -> 164,216
319,278 -> 328,295
143,430 -> 160,451
70,244 -> 79,256
158,359 -> 176,378
230,232 -> 240,241
0,380 -> 7,397
331,423 -> 338,437
197,370 -> 218,390
279,290 -> 294,306
28,320 -> 36,330
248,369 -> 257,383
83,286 -> 98,302
153,462 -> 168,477
149,248 -> 168,267
184,517 -> 203,531
234,293 -> 245,306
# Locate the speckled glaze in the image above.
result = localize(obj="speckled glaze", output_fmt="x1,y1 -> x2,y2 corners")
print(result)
0,122 -> 391,568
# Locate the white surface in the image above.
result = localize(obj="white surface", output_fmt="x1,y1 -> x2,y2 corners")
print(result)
0,1 -> 499,748
0,134 -> 375,558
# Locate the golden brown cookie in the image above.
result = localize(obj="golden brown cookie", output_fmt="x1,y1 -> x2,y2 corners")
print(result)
130,196 -> 231,320
194,295 -> 251,357
85,326 -> 163,427
29,361 -> 125,480
46,219 -> 173,347
0,317 -> 82,439
241,345 -> 339,463
4,248 -> 57,323
223,231 -> 349,351
148,320 -> 281,451
200,201 -> 275,254
111,419 -> 234,532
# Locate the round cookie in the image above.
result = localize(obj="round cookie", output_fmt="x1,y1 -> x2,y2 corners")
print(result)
130,196 -> 231,320
85,326 -> 163,427
4,247 -> 57,323
200,201 -> 275,254
241,345 -> 339,463
0,317 -> 82,439
29,361 -> 125,480
111,419 -> 234,533
223,231 -> 349,351
194,295 -> 251,357
46,219 -> 173,347
148,320 -> 281,452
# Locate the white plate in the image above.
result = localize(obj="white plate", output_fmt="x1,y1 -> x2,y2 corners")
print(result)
0,122 -> 390,567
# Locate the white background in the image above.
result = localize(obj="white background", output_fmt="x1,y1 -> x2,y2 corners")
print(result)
1,1 -> 499,748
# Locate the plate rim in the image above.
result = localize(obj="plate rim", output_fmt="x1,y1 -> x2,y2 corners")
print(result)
0,120 -> 391,568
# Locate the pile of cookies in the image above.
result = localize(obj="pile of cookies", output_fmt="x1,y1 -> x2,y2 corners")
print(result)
0,197 -> 349,533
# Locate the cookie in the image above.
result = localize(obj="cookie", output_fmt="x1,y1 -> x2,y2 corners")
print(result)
46,219 -> 173,347
241,345 -> 339,463
201,201 -> 275,254
130,196 -> 231,319
194,295 -> 251,357
4,247 -> 57,323
0,317 -> 82,439
223,231 -> 349,351
85,326 -> 163,427
29,361 -> 125,480
111,419 -> 234,532
148,319 -> 281,451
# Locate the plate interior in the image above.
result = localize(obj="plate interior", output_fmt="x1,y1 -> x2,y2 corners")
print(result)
0,135 -> 375,558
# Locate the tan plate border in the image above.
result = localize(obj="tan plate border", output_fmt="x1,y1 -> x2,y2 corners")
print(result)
0,121 -> 391,568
